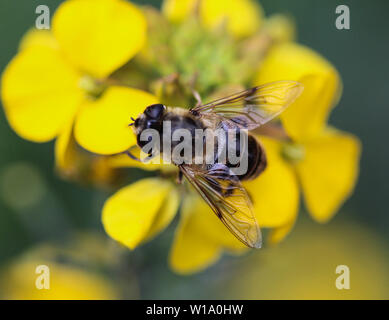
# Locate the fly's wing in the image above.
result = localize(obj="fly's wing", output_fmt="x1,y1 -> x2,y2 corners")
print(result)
180,163 -> 262,248
190,81 -> 303,130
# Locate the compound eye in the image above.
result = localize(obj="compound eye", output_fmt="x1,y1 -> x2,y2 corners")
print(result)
144,104 -> 165,119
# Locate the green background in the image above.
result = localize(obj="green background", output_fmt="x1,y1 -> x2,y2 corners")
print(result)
0,0 -> 388,299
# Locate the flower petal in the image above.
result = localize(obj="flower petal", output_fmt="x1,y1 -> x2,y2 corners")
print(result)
102,178 -> 175,249
55,121 -> 118,185
169,195 -> 222,274
200,0 -> 263,38
263,14 -> 296,43
1,46 -> 83,142
19,29 -> 59,51
296,129 -> 361,222
145,186 -> 180,241
74,86 -> 158,155
53,0 -> 146,78
268,217 -> 296,245
254,43 -> 341,142
3,260 -> 117,300
55,119 -> 77,173
244,136 -> 299,228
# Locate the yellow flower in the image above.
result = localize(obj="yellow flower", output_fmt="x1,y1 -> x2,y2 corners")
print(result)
1,0 -> 155,162
1,239 -> 118,300
2,260 -> 117,300
253,42 -> 361,241
162,0 -> 264,38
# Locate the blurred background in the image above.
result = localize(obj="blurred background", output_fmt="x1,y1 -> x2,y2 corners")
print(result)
0,0 -> 388,299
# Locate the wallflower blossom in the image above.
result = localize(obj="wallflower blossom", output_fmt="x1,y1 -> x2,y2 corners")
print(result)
101,0 -> 360,274
0,237 -> 119,300
2,260 -> 116,300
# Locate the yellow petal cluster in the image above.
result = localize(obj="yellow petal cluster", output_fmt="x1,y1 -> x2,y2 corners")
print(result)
101,34 -> 361,273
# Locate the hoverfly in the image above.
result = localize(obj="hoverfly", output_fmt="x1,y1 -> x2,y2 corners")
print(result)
128,81 -> 303,248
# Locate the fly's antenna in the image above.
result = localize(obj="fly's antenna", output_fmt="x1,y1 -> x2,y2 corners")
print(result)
128,117 -> 136,127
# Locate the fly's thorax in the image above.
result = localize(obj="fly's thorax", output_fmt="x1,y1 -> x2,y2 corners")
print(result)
163,108 -> 204,134
161,107 -> 205,164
